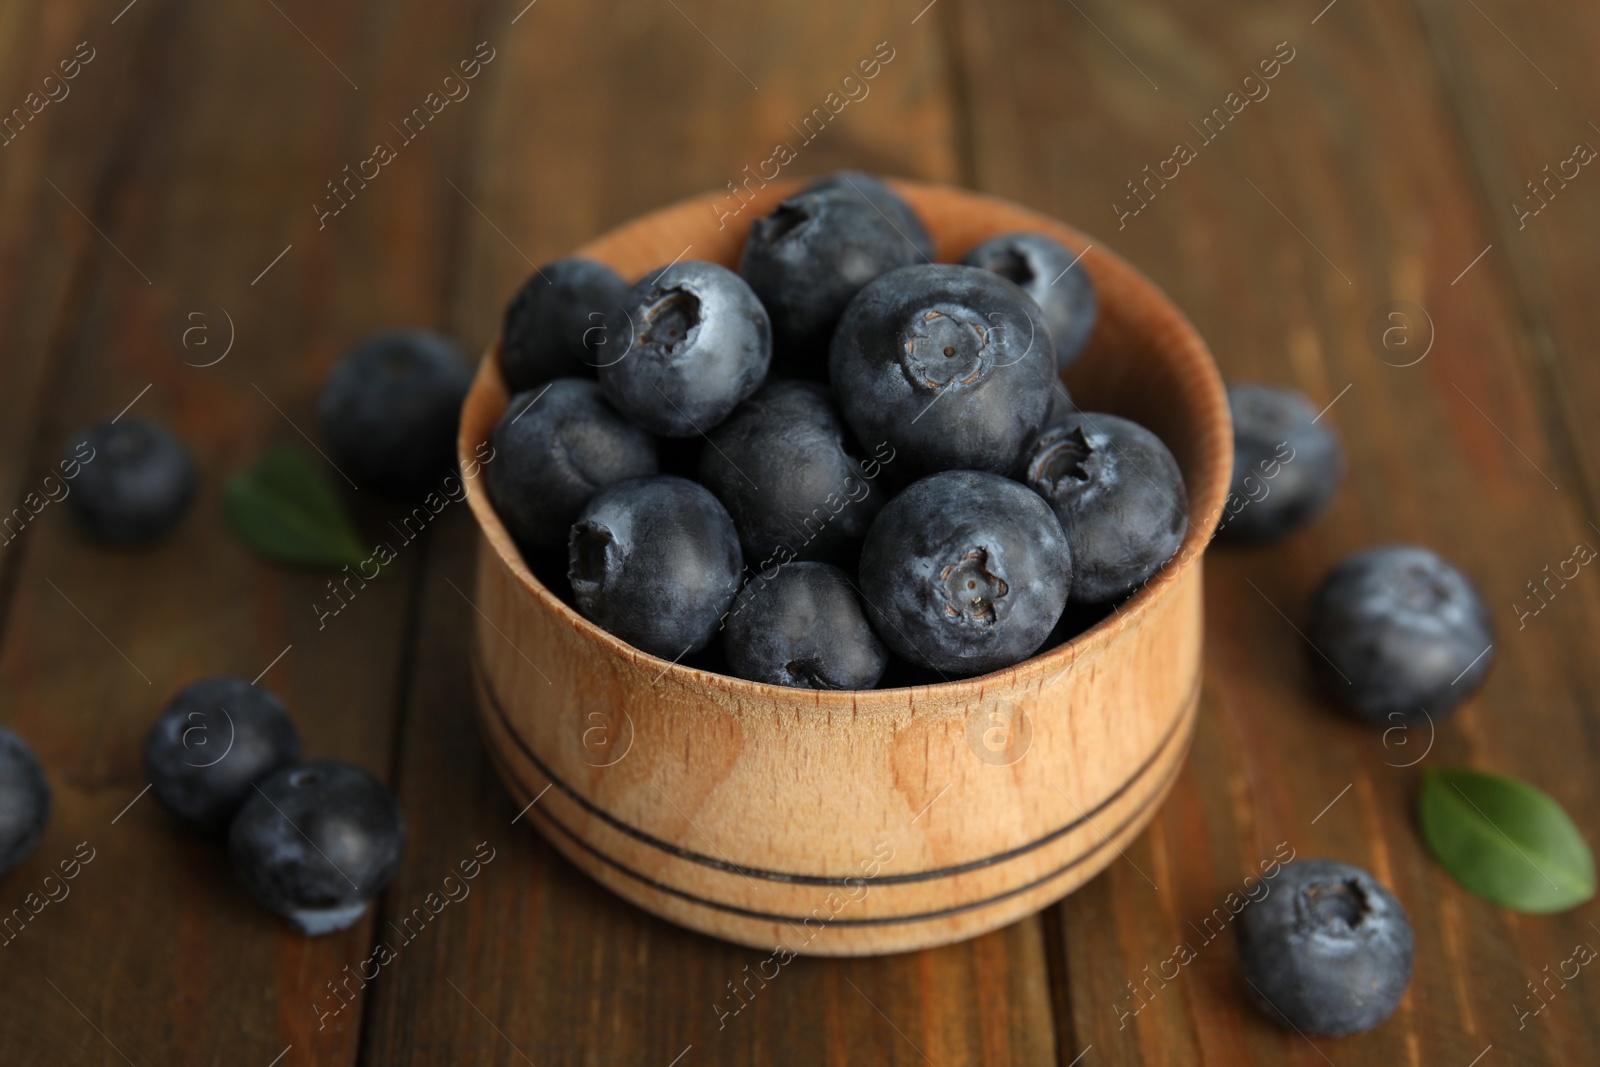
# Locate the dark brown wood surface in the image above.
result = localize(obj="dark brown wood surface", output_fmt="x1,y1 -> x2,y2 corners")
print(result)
0,0 -> 1594,1063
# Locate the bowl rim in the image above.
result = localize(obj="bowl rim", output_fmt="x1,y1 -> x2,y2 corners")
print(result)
458,177 -> 1231,704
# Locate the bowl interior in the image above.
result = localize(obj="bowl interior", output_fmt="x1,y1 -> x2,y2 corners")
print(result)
459,178 -> 1232,699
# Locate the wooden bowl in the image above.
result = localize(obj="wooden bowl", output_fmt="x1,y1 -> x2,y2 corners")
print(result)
459,179 -> 1231,956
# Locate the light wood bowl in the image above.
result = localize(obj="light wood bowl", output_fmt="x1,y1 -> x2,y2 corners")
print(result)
459,180 -> 1231,956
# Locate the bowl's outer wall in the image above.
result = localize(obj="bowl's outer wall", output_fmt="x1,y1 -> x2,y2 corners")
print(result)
460,180 -> 1231,955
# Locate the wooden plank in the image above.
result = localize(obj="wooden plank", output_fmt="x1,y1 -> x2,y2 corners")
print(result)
1403,0 -> 1600,512
0,1 -> 495,1063
0,0 -> 172,588
952,0 -> 1600,1062
359,3 -> 1059,1064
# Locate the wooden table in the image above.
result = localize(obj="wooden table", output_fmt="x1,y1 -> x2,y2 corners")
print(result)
1,0 -> 1595,1063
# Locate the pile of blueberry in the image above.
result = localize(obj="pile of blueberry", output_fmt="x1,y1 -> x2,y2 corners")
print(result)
2,681 -> 404,938
143,677 -> 405,934
487,171 -> 1197,686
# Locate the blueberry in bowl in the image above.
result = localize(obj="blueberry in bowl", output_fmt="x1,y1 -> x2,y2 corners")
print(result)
458,179 -> 1234,954
228,759 -> 405,935
600,261 -> 771,437
858,470 -> 1071,676
143,677 -> 302,832
962,232 -> 1097,370
830,264 -> 1056,475
568,475 -> 744,660
699,380 -> 886,565
1238,859 -> 1414,1036
67,419 -> 197,545
1304,544 -> 1494,724
1022,412 -> 1187,603
802,170 -> 937,262
741,187 -> 927,378
500,257 -> 628,390
724,561 -> 888,689
317,329 -> 474,498
1219,383 -> 1343,544
0,726 -> 50,879
487,379 -> 658,554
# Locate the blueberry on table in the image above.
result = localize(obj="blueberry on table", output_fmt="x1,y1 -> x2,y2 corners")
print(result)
1023,412 -> 1188,603
1305,545 -> 1494,723
1219,383 -> 1344,544
599,261 -> 770,437
500,257 -> 628,391
487,379 -> 658,554
228,759 -> 405,935
1238,859 -> 1414,1036
568,475 -> 744,660
143,677 -> 301,832
317,330 -> 473,498
858,470 -> 1071,676
0,726 -> 49,879
830,264 -> 1056,475
961,231 -> 1097,370
67,419 -> 197,545
802,170 -> 937,262
699,380 -> 885,565
724,561 -> 888,689
741,187 -> 926,378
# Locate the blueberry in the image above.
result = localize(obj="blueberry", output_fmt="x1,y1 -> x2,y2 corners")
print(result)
741,188 -> 927,378
487,380 -> 658,554
858,470 -> 1070,676
961,232 -> 1097,370
228,759 -> 405,935
1219,384 -> 1344,544
143,677 -> 301,832
699,380 -> 887,565
724,562 -> 888,689
66,419 -> 197,545
1305,545 -> 1494,723
1238,859 -> 1414,1036
1023,412 -> 1187,603
830,264 -> 1056,475
803,170 -> 936,261
500,258 -> 628,391
600,261 -> 770,436
317,330 -> 473,497
1011,385 -> 1075,480
0,726 -> 49,879
569,475 -> 744,659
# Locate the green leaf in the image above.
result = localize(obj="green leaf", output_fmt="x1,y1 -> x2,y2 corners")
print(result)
1418,767 -> 1596,913
224,446 -> 368,568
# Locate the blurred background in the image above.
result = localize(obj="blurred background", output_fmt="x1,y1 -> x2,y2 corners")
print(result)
1,0 -> 1597,1064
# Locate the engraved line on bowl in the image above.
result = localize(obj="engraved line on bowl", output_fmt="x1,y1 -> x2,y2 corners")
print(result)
1050,780 -> 1158,890
484,715 -> 1189,928
475,653 -> 1197,886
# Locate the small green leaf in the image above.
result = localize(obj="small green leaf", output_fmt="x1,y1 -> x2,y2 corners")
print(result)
1418,767 -> 1596,913
224,446 -> 368,568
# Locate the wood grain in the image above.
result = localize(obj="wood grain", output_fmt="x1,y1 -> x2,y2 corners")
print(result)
0,0 -> 174,607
